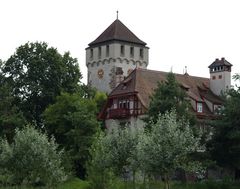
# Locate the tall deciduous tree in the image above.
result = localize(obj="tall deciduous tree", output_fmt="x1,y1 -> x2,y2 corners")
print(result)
208,74 -> 240,179
146,72 -> 196,127
3,42 -> 82,126
0,61 -> 26,142
43,92 -> 99,178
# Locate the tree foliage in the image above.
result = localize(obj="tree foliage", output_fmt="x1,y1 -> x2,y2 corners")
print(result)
208,74 -> 240,177
87,124 -> 143,188
0,61 -> 26,142
43,92 -> 99,178
146,72 -> 196,126
139,110 -> 201,189
0,126 -> 66,186
2,42 -> 82,126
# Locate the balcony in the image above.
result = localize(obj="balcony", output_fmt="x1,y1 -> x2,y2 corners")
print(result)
108,108 -> 131,119
108,108 -> 143,119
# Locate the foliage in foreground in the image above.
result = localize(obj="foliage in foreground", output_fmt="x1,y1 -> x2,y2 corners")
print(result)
0,126 -> 66,186
87,110 -> 202,189
1,179 -> 239,189
208,74 -> 240,178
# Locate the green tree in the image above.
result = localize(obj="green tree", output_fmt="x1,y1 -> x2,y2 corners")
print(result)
0,126 -> 66,186
146,72 -> 195,127
43,92 -> 99,178
0,61 -> 26,142
3,42 -> 82,126
86,131 -> 116,189
139,110 -> 201,189
208,74 -> 240,179
93,91 -> 107,114
87,125 -> 142,189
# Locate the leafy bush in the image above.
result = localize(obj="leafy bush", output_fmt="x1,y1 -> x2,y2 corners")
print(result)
0,126 -> 66,186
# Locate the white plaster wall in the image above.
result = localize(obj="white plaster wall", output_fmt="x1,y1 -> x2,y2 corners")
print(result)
105,115 -> 146,129
86,42 -> 149,93
210,71 -> 231,96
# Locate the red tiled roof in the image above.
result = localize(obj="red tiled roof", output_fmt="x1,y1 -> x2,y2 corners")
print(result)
110,68 -> 216,108
88,19 -> 147,46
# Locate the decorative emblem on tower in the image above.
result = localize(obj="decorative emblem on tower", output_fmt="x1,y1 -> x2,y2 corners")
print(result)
98,69 -> 104,79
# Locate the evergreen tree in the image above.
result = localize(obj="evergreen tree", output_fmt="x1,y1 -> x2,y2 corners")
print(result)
208,74 -> 240,179
146,72 -> 195,126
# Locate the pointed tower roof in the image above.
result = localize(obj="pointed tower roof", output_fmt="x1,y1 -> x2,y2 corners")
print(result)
88,19 -> 147,46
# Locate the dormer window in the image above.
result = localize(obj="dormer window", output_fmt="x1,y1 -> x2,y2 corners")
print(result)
214,105 -> 222,115
197,102 -> 203,113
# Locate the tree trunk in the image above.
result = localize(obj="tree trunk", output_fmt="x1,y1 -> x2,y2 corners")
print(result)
133,170 -> 136,189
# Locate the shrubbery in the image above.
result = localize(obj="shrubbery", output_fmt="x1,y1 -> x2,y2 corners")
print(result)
0,126 -> 66,186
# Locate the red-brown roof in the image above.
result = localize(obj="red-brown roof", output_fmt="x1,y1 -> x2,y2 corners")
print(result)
88,19 -> 147,46
110,68 -> 216,108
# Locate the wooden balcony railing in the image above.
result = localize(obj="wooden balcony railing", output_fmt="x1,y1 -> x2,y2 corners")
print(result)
108,108 -> 142,119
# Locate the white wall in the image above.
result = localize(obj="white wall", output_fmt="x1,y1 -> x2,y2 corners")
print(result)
210,71 -> 231,96
86,42 -> 149,93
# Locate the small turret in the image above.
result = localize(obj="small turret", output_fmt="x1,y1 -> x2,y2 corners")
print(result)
208,57 -> 232,95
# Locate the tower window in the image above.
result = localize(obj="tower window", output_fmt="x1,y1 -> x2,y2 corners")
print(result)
140,48 -> 144,59
130,47 -> 134,58
90,49 -> 93,59
106,45 -> 109,57
212,76 -> 216,80
120,45 -> 125,56
219,75 -> 222,79
98,47 -> 101,58
197,102 -> 203,113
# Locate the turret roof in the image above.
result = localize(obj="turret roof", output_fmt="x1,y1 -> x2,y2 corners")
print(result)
88,19 -> 147,46
208,57 -> 232,68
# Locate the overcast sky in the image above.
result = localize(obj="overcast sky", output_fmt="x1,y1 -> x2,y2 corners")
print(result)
1,0 -> 239,85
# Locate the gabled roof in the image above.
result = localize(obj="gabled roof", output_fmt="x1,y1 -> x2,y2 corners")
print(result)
208,57 -> 232,68
109,68 -> 220,109
88,19 -> 147,46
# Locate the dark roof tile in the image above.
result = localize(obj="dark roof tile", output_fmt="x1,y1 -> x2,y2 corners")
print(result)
88,19 -> 147,46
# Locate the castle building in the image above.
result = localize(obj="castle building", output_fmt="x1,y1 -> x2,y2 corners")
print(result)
86,18 -> 232,128
86,18 -> 149,94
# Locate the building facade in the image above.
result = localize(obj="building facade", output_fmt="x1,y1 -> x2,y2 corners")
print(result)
86,18 -> 149,94
87,18 -> 232,128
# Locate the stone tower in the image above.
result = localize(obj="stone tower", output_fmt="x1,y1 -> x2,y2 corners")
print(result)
208,57 -> 232,95
86,18 -> 149,93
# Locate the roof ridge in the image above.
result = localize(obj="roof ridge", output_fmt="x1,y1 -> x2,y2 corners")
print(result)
136,68 -> 209,80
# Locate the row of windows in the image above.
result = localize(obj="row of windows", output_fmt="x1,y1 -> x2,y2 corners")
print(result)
210,66 -> 224,72
90,45 -> 144,59
212,75 -> 222,80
